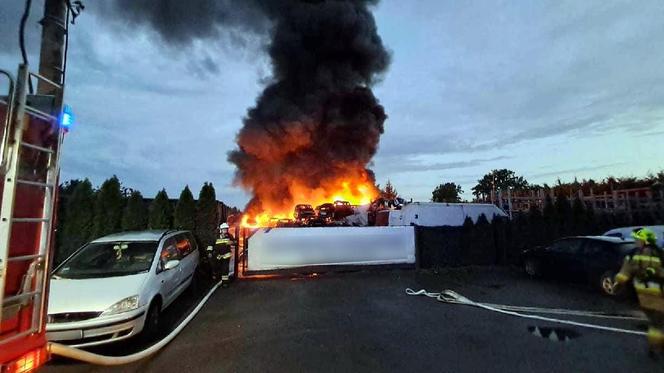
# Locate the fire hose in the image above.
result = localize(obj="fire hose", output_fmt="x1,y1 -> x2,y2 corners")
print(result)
405,288 -> 647,336
48,279 -> 224,365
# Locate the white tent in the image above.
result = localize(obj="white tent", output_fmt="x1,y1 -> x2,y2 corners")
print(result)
386,202 -> 507,227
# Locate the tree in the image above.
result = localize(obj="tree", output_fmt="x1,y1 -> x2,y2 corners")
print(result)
472,169 -> 528,198
460,216 -> 475,264
381,180 -> 399,200
149,189 -> 173,229
541,194 -> 557,241
57,179 -> 95,264
122,191 -> 148,231
432,182 -> 463,203
571,195 -> 586,235
527,204 -> 543,223
555,194 -> 572,223
472,213 -> 495,265
93,176 -> 124,238
552,194 -> 572,237
58,179 -> 83,204
174,185 -> 196,230
195,182 -> 218,249
521,205 -> 545,249
476,213 -> 491,226
56,179 -> 83,257
542,194 -> 555,221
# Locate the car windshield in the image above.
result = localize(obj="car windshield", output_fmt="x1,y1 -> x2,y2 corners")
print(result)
54,241 -> 158,279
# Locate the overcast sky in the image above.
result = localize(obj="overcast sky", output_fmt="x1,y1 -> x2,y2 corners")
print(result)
2,0 -> 663,207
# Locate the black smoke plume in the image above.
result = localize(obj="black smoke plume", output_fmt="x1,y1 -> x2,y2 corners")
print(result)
102,1 -> 390,215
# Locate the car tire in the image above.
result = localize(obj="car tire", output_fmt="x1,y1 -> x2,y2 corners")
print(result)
142,299 -> 161,340
599,270 -> 619,297
524,259 -> 541,277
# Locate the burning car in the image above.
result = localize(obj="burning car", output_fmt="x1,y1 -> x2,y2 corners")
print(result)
333,200 -> 354,220
294,204 -> 316,225
275,218 -> 297,228
316,203 -> 335,222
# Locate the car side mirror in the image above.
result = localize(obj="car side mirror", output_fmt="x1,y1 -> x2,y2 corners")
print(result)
164,260 -> 180,271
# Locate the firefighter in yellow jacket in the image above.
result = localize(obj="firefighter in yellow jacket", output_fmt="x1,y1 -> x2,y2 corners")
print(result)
614,228 -> 664,355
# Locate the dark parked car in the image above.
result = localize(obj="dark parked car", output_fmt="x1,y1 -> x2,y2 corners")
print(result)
521,236 -> 636,296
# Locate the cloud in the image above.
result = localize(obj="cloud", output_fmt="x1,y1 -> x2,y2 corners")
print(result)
529,162 -> 629,180
375,154 -> 510,175
373,0 -> 664,160
0,1 -> 43,57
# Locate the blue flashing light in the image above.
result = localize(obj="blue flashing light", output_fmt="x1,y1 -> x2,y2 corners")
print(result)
60,105 -> 74,129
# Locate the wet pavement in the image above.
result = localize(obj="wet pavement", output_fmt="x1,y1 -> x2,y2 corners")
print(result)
44,267 -> 661,372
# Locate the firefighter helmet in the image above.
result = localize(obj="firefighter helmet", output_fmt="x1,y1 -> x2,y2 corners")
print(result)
632,228 -> 657,245
219,223 -> 230,230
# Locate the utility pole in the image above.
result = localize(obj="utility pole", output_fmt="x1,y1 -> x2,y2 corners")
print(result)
36,0 -> 67,96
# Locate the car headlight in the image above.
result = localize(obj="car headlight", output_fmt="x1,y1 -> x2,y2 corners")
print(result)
101,295 -> 139,316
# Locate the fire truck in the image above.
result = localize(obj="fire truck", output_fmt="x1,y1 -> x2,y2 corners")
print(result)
0,60 -> 69,373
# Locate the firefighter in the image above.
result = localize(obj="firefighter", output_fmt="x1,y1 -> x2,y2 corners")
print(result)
614,228 -> 664,356
215,223 -> 235,287
204,223 -> 234,285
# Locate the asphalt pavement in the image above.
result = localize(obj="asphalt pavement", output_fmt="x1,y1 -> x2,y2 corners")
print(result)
44,267 -> 662,372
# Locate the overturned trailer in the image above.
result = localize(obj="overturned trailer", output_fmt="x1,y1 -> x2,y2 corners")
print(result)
242,226 -> 416,274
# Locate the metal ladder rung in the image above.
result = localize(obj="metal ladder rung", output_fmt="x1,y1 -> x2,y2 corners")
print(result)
29,72 -> 62,90
2,291 -> 40,305
12,218 -> 50,223
0,328 -> 38,346
20,141 -> 54,154
7,254 -> 45,262
25,105 -> 58,123
16,179 -> 55,188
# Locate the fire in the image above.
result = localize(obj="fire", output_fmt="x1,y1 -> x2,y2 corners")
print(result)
241,177 -> 378,228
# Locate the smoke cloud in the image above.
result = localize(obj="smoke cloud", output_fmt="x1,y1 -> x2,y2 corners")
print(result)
102,1 -> 390,215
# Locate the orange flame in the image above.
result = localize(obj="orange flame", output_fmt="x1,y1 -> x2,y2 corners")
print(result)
241,177 -> 378,228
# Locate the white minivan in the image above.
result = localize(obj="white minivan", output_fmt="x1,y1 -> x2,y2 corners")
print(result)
46,230 -> 199,347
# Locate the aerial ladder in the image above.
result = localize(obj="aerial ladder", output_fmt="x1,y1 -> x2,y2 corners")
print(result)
0,64 -> 67,373
0,0 -> 72,371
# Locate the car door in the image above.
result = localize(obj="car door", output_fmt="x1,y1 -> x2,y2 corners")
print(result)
173,233 -> 197,287
549,238 -> 585,279
578,239 -> 607,279
565,238 -> 588,279
156,236 -> 182,307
